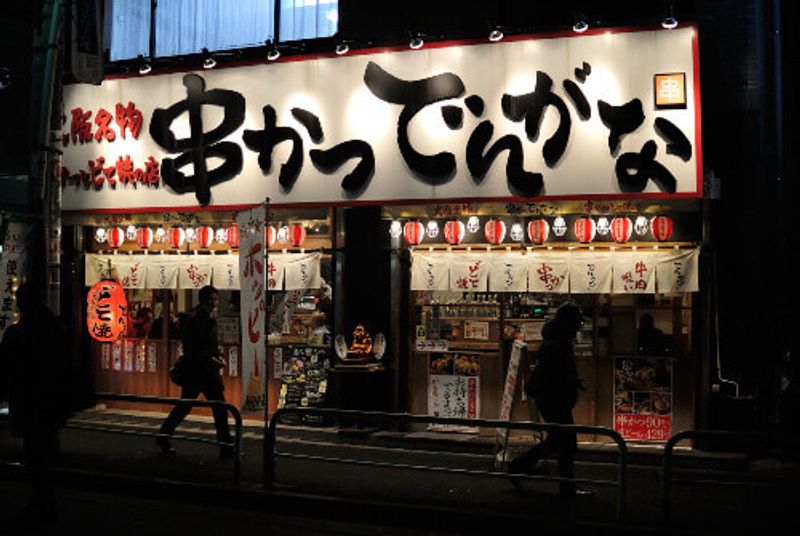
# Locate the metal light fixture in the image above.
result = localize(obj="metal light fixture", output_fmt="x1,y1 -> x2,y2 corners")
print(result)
488,27 -> 504,42
265,40 -> 281,61
335,36 -> 350,55
661,6 -> 678,30
137,55 -> 151,75
573,15 -> 589,33
409,32 -> 424,50
202,48 -> 216,69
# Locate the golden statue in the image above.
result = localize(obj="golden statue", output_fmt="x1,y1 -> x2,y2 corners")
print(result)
346,324 -> 373,361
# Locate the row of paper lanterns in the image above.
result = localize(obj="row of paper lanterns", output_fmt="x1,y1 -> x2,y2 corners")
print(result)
94,224 -> 307,249
393,215 -> 674,246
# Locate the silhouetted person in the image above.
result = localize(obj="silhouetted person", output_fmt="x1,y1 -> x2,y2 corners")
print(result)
637,314 -> 671,356
156,286 -> 234,458
0,283 -> 68,523
510,302 -> 586,498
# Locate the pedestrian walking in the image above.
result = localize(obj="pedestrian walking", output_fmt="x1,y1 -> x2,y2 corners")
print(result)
156,285 -> 234,459
508,301 -> 586,498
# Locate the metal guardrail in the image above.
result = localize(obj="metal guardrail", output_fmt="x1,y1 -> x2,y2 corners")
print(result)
265,407 -> 628,520
662,430 -> 773,523
69,393 -> 244,485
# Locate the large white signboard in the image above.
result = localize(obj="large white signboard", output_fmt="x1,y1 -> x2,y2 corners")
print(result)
60,26 -> 700,212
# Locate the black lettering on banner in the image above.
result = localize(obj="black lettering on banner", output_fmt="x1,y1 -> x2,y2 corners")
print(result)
243,105 -> 304,190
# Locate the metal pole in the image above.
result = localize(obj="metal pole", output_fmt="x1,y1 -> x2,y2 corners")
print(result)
262,197 -> 271,486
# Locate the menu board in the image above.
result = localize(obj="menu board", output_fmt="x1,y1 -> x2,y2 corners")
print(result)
217,316 -> 241,345
277,345 -> 331,424
428,353 -> 481,433
613,356 -> 673,441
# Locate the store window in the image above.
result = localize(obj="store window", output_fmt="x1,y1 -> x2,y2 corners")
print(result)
104,0 -> 338,61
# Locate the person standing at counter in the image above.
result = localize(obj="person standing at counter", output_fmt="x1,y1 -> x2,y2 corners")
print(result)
156,285 -> 234,459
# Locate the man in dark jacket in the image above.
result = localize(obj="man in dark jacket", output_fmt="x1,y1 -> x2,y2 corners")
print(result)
157,285 -> 234,458
0,283 -> 68,521
509,301 -> 585,497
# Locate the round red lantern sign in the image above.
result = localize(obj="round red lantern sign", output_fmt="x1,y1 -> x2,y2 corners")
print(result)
107,227 -> 125,248
444,221 -> 466,245
227,224 -> 240,248
527,219 -> 550,245
484,219 -> 506,244
651,216 -> 674,242
168,227 -> 186,248
265,225 -> 276,248
86,279 -> 128,342
197,226 -> 215,248
289,224 -> 306,247
610,217 -> 633,243
403,222 -> 424,245
135,227 -> 154,249
573,217 -> 596,243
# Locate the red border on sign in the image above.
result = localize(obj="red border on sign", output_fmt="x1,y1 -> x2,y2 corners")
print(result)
64,23 -> 703,216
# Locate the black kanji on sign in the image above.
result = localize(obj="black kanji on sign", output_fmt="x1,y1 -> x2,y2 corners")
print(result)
149,74 -> 245,206
243,105 -> 304,190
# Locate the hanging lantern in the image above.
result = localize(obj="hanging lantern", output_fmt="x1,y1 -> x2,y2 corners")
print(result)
552,217 -> 568,237
125,225 -> 137,241
403,221 -> 424,245
651,215 -> 674,242
265,225 -> 276,248
444,220 -> 466,245
634,216 -> 650,236
466,216 -> 481,233
277,226 -> 290,244
610,217 -> 633,243
135,227 -> 154,249
527,219 -> 550,245
94,228 -> 108,244
484,219 -> 506,244
107,227 -> 125,248
154,227 -> 167,243
289,224 -> 306,247
86,279 -> 128,342
510,223 -> 524,242
426,220 -> 439,239
227,224 -> 240,248
389,220 -> 402,238
215,228 -> 229,244
168,227 -> 186,248
197,226 -> 215,248
573,217 -> 596,243
185,227 -> 197,243
596,217 -> 611,236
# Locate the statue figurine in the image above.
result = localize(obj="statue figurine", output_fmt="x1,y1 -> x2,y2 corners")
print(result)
346,324 -> 373,361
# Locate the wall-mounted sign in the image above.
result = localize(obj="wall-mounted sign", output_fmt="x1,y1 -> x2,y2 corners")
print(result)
654,73 -> 687,109
61,27 -> 700,212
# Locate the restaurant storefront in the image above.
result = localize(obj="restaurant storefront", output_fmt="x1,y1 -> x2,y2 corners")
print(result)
58,24 -> 704,441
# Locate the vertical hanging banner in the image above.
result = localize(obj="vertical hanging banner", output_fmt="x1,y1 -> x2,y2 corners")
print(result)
210,254 -> 240,290
0,223 -> 33,338
114,256 -> 147,289
488,255 -> 529,292
266,254 -> 286,291
528,252 -> 570,293
178,260 -> 211,289
145,258 -> 180,289
449,257 -> 489,292
656,249 -> 699,293
569,253 -> 613,294
284,252 -> 322,291
410,252 -> 449,291
238,206 -> 267,412
612,252 -> 657,294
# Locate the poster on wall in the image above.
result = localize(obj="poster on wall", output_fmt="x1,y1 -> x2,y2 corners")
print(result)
0,222 -> 33,339
428,353 -> 480,433
276,345 -> 330,424
613,356 -> 673,441
238,206 -> 266,412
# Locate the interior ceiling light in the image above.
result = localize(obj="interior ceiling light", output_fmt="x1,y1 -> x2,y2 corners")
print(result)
573,19 -> 589,33
409,32 -> 424,50
266,40 -> 281,61
488,27 -> 504,42
137,55 -> 151,75
202,48 -> 216,69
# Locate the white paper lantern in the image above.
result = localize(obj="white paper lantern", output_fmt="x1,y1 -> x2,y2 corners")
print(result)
125,225 -> 137,241
389,220 -> 402,238
426,220 -> 439,239
553,216 -> 568,237
467,216 -> 480,233
95,228 -> 108,243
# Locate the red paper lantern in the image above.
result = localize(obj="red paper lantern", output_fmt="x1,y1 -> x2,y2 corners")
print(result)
168,227 -> 186,248
227,225 -> 240,248
573,217 -> 596,243
86,279 -> 128,342
198,226 -> 215,248
107,227 -> 125,248
289,224 -> 306,247
527,219 -> 550,245
444,221 -> 466,245
484,219 -> 506,244
651,216 -> 674,242
403,222 -> 424,245
610,217 -> 633,243
135,227 -> 154,248
265,225 -> 276,248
